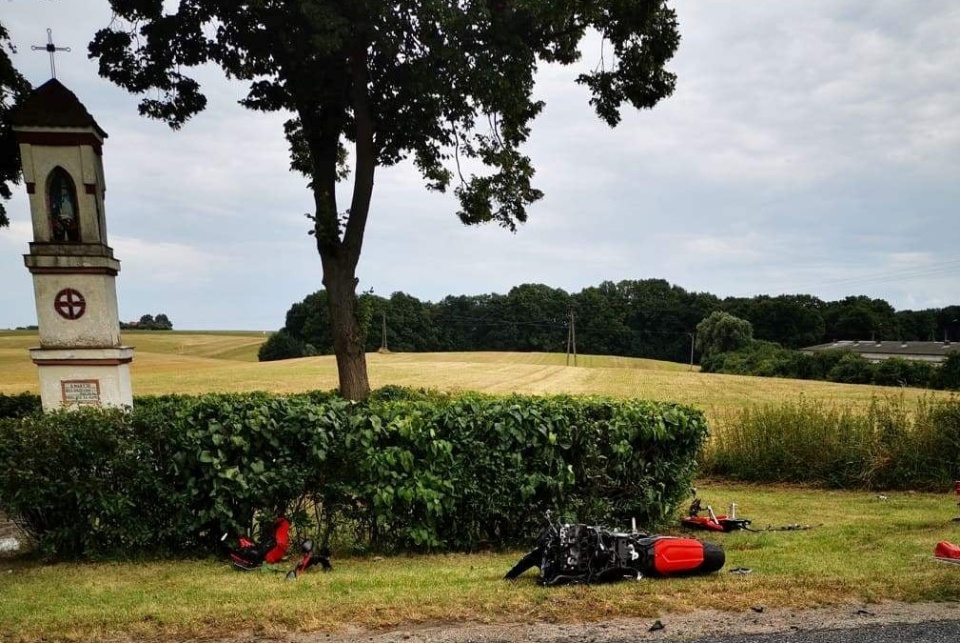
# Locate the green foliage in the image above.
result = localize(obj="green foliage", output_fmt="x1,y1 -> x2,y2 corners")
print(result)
121,313 -> 174,330
826,352 -> 874,384
0,407 -> 184,558
159,393 -> 336,542
700,340 -> 794,376
702,344 -> 945,390
722,294 -> 825,349
696,311 -> 753,360
823,295 -> 897,342
89,1 -> 680,230
279,279 -> 723,363
871,357 -> 935,388
703,395 -> 960,490
939,352 -> 960,390
257,330 -> 307,361
0,389 -> 707,559
0,21 -> 32,227
0,392 -> 41,419
275,282 -> 959,368
88,2 -> 682,398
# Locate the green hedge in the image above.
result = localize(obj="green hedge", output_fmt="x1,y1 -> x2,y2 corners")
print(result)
0,392 -> 41,419
0,389 -> 708,559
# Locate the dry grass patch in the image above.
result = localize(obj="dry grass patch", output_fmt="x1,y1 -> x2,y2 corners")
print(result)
2,330 -> 953,425
120,330 -> 268,362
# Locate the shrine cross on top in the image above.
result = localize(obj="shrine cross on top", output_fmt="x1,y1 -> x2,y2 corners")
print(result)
31,28 -> 71,79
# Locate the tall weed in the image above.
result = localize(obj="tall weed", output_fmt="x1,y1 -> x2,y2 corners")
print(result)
703,394 -> 960,489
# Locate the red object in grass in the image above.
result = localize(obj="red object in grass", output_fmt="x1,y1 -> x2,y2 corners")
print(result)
263,517 -> 291,564
935,541 -> 960,561
681,515 -> 726,531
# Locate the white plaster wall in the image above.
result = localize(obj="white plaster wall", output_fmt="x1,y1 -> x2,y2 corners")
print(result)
33,272 -> 121,348
19,138 -> 104,245
36,362 -> 133,411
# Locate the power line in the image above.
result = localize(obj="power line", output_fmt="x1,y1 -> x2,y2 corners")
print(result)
770,259 -> 960,295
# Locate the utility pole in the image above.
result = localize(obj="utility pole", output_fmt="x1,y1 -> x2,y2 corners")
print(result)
687,331 -> 696,371
566,309 -> 577,367
379,311 -> 389,353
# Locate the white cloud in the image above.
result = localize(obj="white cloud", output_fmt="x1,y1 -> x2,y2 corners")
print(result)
0,219 -> 33,248
110,236 -> 225,285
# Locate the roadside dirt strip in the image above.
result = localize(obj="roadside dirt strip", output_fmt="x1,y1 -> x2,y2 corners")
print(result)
197,600 -> 960,643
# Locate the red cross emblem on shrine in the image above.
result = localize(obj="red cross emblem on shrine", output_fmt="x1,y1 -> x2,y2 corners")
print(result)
54,288 -> 86,320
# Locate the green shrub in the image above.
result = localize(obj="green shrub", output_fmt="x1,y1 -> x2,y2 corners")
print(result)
938,352 -> 960,390
871,357 -> 936,388
150,392 -> 338,544
0,407 -> 185,558
257,331 -> 306,361
703,346 -> 944,390
0,392 -> 42,419
0,389 -> 708,559
826,353 -> 875,384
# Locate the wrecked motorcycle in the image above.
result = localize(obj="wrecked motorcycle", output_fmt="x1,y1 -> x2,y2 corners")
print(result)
505,514 -> 724,585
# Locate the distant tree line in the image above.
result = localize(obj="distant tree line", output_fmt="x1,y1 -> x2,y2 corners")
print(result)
695,311 -> 960,391
121,314 -> 173,331
258,279 -> 960,365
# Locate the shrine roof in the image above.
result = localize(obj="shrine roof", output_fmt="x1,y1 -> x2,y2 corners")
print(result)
11,78 -> 108,138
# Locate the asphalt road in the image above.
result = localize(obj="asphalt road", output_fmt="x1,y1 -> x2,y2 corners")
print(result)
678,620 -> 960,643
287,603 -> 960,643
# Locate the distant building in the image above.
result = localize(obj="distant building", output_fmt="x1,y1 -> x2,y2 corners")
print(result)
801,340 -> 957,364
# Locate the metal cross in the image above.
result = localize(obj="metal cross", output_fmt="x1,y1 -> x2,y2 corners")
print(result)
31,28 -> 71,79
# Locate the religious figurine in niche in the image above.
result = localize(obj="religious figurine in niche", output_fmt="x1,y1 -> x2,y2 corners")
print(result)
47,168 -> 80,242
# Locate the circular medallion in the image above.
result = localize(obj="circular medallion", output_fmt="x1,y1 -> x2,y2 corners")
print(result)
54,288 -> 86,320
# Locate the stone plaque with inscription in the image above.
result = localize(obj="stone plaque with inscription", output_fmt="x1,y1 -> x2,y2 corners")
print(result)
61,379 -> 101,406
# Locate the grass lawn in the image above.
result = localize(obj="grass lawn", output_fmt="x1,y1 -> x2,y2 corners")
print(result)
2,331 -> 959,641
2,483 -> 960,642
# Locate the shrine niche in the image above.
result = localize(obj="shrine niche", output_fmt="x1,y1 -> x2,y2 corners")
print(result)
46,166 -> 80,242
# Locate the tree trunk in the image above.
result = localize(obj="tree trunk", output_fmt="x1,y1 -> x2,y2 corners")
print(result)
302,41 -> 376,400
323,258 -> 370,400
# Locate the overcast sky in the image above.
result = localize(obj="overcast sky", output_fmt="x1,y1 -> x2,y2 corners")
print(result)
2,0 -> 959,331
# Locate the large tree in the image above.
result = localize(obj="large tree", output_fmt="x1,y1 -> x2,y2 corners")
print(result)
0,21 -> 33,229
695,311 -> 753,360
89,0 -> 681,399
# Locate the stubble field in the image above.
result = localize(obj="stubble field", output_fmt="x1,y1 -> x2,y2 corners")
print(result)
0,330 -> 949,423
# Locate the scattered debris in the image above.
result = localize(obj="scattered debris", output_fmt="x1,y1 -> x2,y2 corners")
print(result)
0,537 -> 20,553
935,541 -> 960,565
285,539 -> 332,580
225,516 -> 292,571
681,496 -> 752,532
682,491 -> 817,532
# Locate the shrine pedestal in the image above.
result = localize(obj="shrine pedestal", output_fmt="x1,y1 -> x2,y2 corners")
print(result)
29,347 -> 134,411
